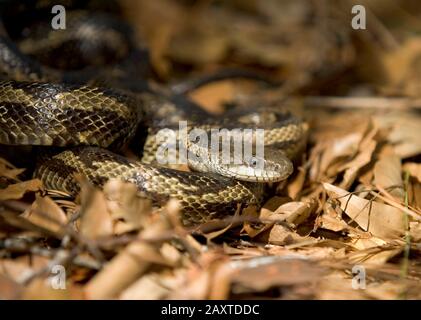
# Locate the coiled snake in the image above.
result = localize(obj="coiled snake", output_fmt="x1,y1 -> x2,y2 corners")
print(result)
0,8 -> 307,225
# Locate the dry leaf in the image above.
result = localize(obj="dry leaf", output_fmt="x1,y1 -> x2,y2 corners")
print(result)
0,274 -> 22,299
85,240 -> 168,299
22,195 -> 67,236
103,179 -> 152,234
267,224 -> 307,245
0,158 -> 25,181
22,277 -> 84,300
0,256 -> 49,282
230,257 -> 325,292
202,208 -> 240,242
287,166 -> 307,199
374,112 -> 421,158
188,81 -> 235,114
276,201 -> 315,225
119,272 -> 171,300
85,214 -> 174,299
323,183 -> 405,239
323,133 -> 362,170
348,243 -> 402,265
339,123 -> 378,189
374,155 -> 404,200
78,179 -> 113,240
403,163 -> 421,183
316,272 -> 366,300
0,179 -> 42,201
410,221 -> 421,242
169,268 -> 211,299
318,212 -> 349,233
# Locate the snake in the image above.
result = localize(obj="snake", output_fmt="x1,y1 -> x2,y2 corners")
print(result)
0,5 -> 308,225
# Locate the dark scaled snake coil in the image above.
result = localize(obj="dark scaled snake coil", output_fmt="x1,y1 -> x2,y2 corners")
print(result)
0,4 -> 308,225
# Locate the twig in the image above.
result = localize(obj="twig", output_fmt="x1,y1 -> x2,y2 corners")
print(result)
303,96 -> 421,110
373,185 -> 421,220
17,248 -> 75,285
398,171 -> 411,299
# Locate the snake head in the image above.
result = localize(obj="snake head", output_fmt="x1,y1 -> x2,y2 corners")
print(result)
211,147 -> 294,183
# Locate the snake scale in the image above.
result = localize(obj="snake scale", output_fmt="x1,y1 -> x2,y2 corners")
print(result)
0,4 -> 307,225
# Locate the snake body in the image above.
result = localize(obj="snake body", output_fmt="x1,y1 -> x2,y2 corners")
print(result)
0,6 -> 308,224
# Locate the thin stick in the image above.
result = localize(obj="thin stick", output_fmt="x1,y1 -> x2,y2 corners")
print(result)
303,96 -> 421,110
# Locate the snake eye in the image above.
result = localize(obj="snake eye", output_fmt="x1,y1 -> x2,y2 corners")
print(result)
249,157 -> 259,167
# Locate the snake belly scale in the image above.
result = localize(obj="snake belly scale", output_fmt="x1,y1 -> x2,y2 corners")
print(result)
0,8 -> 307,225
